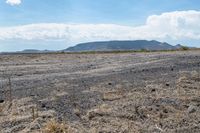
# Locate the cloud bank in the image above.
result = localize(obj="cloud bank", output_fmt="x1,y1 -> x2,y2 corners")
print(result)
0,10 -> 200,50
6,0 -> 21,6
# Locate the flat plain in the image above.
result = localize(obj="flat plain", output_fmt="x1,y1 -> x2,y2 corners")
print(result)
0,50 -> 200,133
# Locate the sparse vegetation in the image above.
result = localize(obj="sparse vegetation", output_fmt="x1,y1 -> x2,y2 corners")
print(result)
102,90 -> 125,101
0,104 -> 3,114
140,48 -> 149,52
31,106 -> 39,120
180,46 -> 189,50
42,119 -> 69,133
0,51 -> 200,132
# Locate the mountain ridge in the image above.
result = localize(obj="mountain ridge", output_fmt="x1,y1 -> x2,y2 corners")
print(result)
65,40 -> 177,52
0,40 -> 191,54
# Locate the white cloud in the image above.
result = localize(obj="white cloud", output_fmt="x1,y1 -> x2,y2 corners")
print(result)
6,0 -> 21,6
0,10 -> 200,47
145,10 -> 200,40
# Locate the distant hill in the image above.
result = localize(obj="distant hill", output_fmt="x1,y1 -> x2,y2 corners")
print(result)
175,44 -> 184,49
65,40 -> 176,52
17,49 -> 52,53
21,49 -> 41,53
0,40 -> 193,54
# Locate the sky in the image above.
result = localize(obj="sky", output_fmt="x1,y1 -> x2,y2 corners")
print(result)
0,0 -> 200,51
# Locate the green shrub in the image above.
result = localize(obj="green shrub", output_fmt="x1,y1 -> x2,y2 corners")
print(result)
180,46 -> 189,50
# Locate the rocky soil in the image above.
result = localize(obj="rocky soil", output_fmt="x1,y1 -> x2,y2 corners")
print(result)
0,51 -> 200,133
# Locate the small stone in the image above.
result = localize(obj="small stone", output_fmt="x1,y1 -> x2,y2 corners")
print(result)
30,124 -> 40,130
16,73 -> 23,76
0,99 -> 4,103
187,105 -> 197,114
163,109 -> 168,113
88,111 -> 96,120
108,82 -> 112,85
166,83 -> 170,86
41,103 -> 46,108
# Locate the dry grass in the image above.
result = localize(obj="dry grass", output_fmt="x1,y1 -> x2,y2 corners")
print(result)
0,104 -> 3,113
102,90 -> 125,101
42,119 -> 69,133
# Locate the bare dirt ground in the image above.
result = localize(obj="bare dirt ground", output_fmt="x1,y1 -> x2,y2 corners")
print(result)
0,51 -> 200,133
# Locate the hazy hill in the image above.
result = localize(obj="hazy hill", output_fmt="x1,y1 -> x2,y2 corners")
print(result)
65,40 -> 176,52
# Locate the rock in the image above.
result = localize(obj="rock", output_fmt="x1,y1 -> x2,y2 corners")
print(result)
16,73 -> 23,76
30,123 -> 41,130
156,98 -> 180,106
0,99 -> 4,103
108,82 -> 112,85
41,103 -> 46,108
163,108 -> 168,114
87,110 -> 104,120
187,105 -> 197,114
88,110 -> 97,120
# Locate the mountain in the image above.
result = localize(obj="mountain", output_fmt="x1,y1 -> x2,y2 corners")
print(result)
65,40 -> 176,52
175,44 -> 183,49
21,49 -> 41,53
17,49 -> 53,53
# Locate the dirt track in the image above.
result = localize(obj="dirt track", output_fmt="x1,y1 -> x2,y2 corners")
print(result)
0,51 -> 200,132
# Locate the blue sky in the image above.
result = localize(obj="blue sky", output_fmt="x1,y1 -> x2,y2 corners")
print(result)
1,0 -> 200,26
0,0 -> 200,51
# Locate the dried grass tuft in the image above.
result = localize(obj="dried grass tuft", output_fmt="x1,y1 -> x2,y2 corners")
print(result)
42,119 -> 69,133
